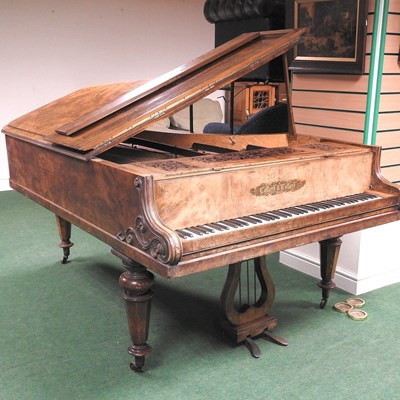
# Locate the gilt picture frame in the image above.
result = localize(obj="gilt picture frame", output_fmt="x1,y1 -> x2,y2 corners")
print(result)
290,0 -> 368,74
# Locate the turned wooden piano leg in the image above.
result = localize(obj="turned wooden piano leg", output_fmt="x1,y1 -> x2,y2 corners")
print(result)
220,256 -> 287,358
55,215 -> 74,264
113,250 -> 154,373
318,237 -> 342,309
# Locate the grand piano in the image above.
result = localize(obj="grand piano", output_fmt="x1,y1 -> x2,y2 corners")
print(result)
3,29 -> 400,372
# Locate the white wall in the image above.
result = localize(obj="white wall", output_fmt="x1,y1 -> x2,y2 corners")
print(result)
0,0 -> 214,190
280,219 -> 400,295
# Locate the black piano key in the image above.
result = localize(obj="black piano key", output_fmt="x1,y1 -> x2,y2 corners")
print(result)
349,194 -> 372,201
322,201 -> 337,208
353,194 -> 370,201
321,201 -> 340,207
352,193 -> 376,201
197,225 -> 215,233
336,198 -> 352,205
362,193 -> 378,200
277,209 -> 293,216
253,213 -> 276,221
283,207 -> 303,215
260,213 -> 280,220
318,201 -> 336,208
268,211 -> 289,218
323,201 -> 338,207
207,222 -> 228,231
309,202 -> 330,210
176,229 -> 193,239
290,206 -> 309,214
193,226 -> 212,234
340,196 -> 359,204
217,222 -> 236,229
361,193 -> 377,200
239,216 -> 262,224
222,220 -> 241,228
279,210 -> 296,217
228,218 -> 249,227
295,205 -> 318,212
185,227 -> 205,235
329,199 -> 346,206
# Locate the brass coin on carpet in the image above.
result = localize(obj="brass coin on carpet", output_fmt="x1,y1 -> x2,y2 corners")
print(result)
347,309 -> 368,321
333,302 -> 353,313
346,297 -> 365,308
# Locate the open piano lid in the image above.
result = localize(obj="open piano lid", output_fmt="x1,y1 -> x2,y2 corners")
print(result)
5,29 -> 304,161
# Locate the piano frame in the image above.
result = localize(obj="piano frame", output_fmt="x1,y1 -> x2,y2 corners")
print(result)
3,29 -> 400,372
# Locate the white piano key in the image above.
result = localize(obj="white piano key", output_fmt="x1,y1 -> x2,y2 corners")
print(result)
178,193 -> 380,240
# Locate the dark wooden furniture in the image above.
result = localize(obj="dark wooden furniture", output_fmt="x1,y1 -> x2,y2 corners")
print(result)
226,81 -> 276,126
3,29 -> 400,372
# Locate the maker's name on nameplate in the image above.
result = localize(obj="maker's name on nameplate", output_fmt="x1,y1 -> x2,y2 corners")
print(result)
250,179 -> 306,197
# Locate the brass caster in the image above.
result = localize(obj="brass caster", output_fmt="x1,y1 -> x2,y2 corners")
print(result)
60,247 -> 70,264
129,362 -> 144,373
129,356 -> 145,373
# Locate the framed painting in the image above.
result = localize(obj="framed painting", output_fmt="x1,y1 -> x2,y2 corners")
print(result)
290,0 -> 368,74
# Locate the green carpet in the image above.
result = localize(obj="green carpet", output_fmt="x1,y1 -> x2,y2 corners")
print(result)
1,190 -> 399,400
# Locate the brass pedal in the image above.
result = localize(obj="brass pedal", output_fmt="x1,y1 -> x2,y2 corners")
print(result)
262,330 -> 288,346
244,337 -> 261,358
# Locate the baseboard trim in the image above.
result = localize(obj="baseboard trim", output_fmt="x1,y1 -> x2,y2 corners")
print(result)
280,250 -> 400,295
279,250 -> 358,294
355,269 -> 400,295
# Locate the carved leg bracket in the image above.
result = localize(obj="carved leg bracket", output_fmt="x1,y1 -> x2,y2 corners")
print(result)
318,237 -> 342,309
56,215 -> 74,264
112,249 -> 154,373
220,257 -> 287,358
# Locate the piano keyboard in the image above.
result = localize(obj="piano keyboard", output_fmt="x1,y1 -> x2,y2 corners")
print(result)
176,193 -> 380,240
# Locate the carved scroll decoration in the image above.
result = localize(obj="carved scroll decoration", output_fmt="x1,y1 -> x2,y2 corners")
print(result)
301,143 -> 340,152
117,176 -> 182,266
250,179 -> 305,196
145,160 -> 199,172
198,147 -> 300,163
143,148 -> 303,172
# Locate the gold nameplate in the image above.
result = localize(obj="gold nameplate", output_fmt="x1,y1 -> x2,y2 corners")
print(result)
250,179 -> 306,197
